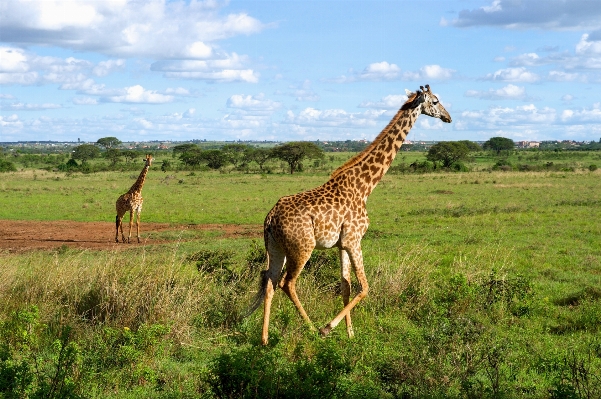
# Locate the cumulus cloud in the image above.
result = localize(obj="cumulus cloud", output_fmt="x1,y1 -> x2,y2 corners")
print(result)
226,93 -> 281,112
406,65 -> 456,81
72,97 -> 98,105
0,0 -> 266,59
451,0 -> 601,31
359,94 -> 408,109
561,103 -> 601,123
483,67 -> 540,83
151,53 -> 258,83
464,84 -> 529,100
285,107 -> 386,128
277,80 -> 320,102
459,104 -> 557,131
331,62 -> 454,83
1,102 -> 62,110
0,46 -> 129,86
105,85 -> 174,104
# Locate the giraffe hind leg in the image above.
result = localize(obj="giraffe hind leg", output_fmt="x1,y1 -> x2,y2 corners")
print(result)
261,235 -> 287,345
127,210 -> 134,243
279,248 -> 317,332
340,249 -> 354,338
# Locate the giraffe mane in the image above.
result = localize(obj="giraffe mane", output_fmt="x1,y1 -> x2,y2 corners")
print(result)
329,105 -> 409,179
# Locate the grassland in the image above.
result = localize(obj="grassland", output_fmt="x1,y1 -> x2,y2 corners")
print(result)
1,152 -> 600,398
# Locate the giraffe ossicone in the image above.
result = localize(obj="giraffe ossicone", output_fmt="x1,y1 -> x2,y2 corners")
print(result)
245,84 -> 452,345
115,154 -> 153,243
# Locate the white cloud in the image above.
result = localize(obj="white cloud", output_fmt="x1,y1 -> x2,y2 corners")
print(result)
72,97 -> 98,105
547,71 -> 583,82
226,93 -> 281,112
561,103 -> 601,123
0,114 -> 22,128
459,104 -> 557,129
0,0 -> 266,59
331,62 -> 454,83
92,59 -> 125,77
285,107 -> 386,128
464,84 -> 528,100
360,94 -> 408,109
2,102 -> 62,110
152,53 -> 258,83
164,87 -> 192,96
561,94 -> 574,102
451,0 -> 601,31
105,85 -> 174,104
483,67 -> 540,83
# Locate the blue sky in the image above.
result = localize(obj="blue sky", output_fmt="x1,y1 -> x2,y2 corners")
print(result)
1,0 -> 601,143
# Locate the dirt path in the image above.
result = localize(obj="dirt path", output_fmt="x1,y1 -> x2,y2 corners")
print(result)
0,220 -> 262,253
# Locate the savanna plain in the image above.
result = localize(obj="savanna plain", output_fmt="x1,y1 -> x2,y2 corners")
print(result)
1,151 -> 600,398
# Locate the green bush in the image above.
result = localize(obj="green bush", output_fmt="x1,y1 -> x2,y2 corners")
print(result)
0,159 -> 17,172
589,164 -> 598,171
205,341 -> 352,399
0,306 -> 84,399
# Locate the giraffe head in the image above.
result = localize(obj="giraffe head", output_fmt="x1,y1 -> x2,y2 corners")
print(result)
144,154 -> 154,167
402,84 -> 451,123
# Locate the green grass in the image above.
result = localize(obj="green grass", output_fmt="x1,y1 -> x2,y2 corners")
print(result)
1,154 -> 601,398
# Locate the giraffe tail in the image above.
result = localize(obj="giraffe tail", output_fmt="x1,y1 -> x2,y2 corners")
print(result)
242,269 -> 270,318
242,221 -> 273,318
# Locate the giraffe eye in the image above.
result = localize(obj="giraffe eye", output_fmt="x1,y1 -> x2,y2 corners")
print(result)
433,100 -> 439,105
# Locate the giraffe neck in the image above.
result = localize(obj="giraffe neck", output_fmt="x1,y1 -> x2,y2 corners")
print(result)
128,164 -> 149,194
329,107 -> 420,199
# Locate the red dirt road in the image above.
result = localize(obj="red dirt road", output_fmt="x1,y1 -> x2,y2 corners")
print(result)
0,220 -> 262,253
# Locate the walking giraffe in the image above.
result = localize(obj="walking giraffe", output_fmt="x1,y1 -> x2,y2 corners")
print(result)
246,85 -> 451,345
115,154 -> 153,243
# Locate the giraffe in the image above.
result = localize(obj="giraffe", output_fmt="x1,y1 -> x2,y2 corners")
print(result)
245,85 -> 451,345
115,154 -> 153,243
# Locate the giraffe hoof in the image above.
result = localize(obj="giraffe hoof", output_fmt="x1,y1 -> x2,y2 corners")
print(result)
319,324 -> 332,337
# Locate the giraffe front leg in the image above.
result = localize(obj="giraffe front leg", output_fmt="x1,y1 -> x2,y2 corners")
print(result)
321,244 -> 368,337
127,210 -> 133,243
340,249 -> 354,339
136,210 -> 141,243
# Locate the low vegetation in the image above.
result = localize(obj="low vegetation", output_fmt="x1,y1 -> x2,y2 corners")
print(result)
0,142 -> 600,398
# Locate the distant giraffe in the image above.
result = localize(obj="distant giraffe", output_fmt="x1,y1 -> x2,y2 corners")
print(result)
115,154 -> 153,243
246,85 -> 452,345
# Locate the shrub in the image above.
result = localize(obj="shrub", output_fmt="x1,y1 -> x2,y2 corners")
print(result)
0,159 -> 17,172
589,164 -> 598,171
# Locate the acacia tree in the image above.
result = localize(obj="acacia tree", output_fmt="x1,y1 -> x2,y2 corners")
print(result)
426,141 -> 470,168
72,144 -> 100,164
200,149 -> 229,169
172,144 -> 198,158
221,144 -> 249,169
483,137 -> 514,155
271,141 -> 324,174
122,150 -> 139,164
105,148 -> 122,166
179,148 -> 204,168
245,147 -> 272,171
96,137 -> 122,150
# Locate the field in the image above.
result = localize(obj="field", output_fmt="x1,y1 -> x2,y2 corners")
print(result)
1,152 -> 601,398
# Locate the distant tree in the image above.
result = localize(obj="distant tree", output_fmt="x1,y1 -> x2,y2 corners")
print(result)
122,150 -> 139,164
426,141 -> 470,168
105,148 -> 122,166
161,159 -> 171,172
179,148 -> 204,168
271,142 -> 325,174
245,147 -> 272,171
0,159 -> 17,172
221,144 -> 249,168
172,144 -> 198,158
457,140 -> 481,152
483,137 -> 515,155
72,144 -> 100,164
96,137 -> 122,150
200,149 -> 229,170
